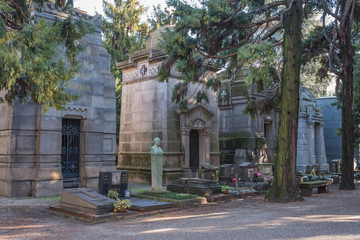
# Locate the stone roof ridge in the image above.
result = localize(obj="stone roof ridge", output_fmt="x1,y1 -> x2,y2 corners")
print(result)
181,105 -> 214,118
146,25 -> 175,50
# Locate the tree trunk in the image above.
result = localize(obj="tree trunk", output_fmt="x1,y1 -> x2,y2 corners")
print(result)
268,0 -> 303,202
339,0 -> 355,190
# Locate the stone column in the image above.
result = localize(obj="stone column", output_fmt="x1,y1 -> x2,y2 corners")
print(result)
296,114 -> 308,171
199,130 -> 205,166
317,123 -> 329,171
307,119 -> 316,165
181,129 -> 190,168
151,153 -> 163,191
204,129 -> 210,164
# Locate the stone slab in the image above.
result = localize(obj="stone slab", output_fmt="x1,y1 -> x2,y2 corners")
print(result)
130,197 -> 173,212
49,204 -> 127,223
167,178 -> 221,197
60,188 -> 115,215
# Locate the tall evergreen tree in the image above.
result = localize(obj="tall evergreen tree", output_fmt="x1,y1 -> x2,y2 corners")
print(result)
157,0 -> 305,202
0,0 -> 92,111
102,0 -> 149,143
148,4 -> 174,32
321,0 -> 359,190
300,1 -> 360,189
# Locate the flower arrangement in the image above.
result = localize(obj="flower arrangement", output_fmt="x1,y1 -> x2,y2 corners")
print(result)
113,199 -> 132,212
107,190 -> 119,200
107,189 -> 132,212
254,172 -> 262,177
221,185 -> 230,193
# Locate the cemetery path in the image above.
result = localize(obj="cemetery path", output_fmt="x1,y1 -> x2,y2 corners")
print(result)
1,184 -> 360,240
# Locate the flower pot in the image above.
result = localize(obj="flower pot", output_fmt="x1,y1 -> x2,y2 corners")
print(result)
114,207 -> 126,212
224,189 -> 229,194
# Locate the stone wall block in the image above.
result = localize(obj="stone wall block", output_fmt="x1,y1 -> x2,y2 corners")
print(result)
0,180 -> 11,197
34,180 -> 62,197
84,155 -> 116,163
103,121 -> 116,134
103,136 -> 116,154
11,180 -> 32,197
14,133 -> 36,155
10,163 -> 35,180
39,131 -> 62,155
40,116 -> 61,131
86,119 -> 104,132
35,165 -> 62,180
0,133 -> 11,155
84,133 -> 103,154
104,87 -> 115,98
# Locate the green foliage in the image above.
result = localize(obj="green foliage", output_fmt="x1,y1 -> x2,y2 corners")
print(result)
142,191 -> 198,200
102,0 -> 149,65
148,4 -> 174,31
300,54 -> 333,97
157,0 -> 284,113
107,189 -> 120,200
0,1 -> 92,111
102,0 -> 149,143
113,199 -> 132,211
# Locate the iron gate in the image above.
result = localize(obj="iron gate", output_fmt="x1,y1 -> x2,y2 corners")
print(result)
61,119 -> 80,178
189,129 -> 199,173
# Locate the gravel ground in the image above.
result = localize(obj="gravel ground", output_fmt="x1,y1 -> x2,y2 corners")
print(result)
1,184 -> 360,240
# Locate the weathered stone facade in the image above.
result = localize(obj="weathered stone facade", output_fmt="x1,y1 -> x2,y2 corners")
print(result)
0,5 -> 116,197
296,87 -> 329,172
117,26 -> 220,184
218,77 -> 329,172
316,96 -> 358,171
218,75 -> 278,166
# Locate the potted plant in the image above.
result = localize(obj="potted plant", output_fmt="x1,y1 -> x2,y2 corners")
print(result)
113,199 -> 132,212
221,185 -> 230,194
107,189 -> 132,212
107,190 -> 119,200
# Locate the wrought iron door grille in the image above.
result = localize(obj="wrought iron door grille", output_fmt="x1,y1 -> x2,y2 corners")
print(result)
190,129 -> 199,173
61,119 -> 80,178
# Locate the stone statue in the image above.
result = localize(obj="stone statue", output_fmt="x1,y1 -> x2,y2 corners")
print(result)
151,137 -> 163,154
299,87 -> 322,114
150,137 -> 163,190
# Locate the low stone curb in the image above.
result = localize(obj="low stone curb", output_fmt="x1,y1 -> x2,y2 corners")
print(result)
132,193 -> 207,208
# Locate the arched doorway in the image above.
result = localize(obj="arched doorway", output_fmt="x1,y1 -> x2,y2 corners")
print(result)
189,129 -> 199,174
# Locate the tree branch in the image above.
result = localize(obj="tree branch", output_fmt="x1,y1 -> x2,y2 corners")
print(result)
261,23 -> 284,41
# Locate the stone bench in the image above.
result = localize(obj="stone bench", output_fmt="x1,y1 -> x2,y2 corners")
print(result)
298,180 -> 331,196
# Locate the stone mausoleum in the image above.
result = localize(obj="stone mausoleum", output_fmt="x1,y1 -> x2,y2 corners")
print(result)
0,5 -> 116,197
316,96 -> 358,171
218,72 -> 278,167
217,76 -> 329,173
296,87 -> 329,172
117,26 -> 220,184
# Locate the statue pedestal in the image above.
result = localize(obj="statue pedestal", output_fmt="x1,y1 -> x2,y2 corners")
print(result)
151,153 -> 163,190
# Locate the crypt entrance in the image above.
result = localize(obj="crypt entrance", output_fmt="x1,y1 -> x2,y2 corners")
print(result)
180,105 -> 215,175
61,118 -> 80,187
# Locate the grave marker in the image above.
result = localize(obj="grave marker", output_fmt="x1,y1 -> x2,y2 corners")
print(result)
98,170 -> 129,197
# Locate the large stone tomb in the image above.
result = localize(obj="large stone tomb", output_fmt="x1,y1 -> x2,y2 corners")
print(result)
239,162 -> 257,182
0,4 -> 116,198
296,87 -> 329,172
59,188 -> 115,215
167,178 -> 221,196
117,26 -> 220,185
98,171 -> 128,197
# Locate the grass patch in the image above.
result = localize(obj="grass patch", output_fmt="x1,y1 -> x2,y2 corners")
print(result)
130,188 -> 149,194
141,191 -> 198,200
221,186 -> 247,192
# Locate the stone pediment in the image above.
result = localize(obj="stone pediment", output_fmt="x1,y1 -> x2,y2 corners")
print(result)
180,105 -> 214,129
